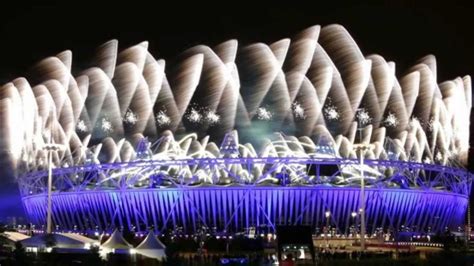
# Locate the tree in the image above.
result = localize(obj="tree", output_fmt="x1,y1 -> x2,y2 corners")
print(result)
85,245 -> 104,266
12,241 -> 30,266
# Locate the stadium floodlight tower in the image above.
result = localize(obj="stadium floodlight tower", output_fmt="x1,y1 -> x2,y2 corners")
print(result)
353,108 -> 376,251
43,109 -> 65,234
352,142 -> 375,251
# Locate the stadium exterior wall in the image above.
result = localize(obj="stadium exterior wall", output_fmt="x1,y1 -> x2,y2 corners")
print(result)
22,186 -> 468,234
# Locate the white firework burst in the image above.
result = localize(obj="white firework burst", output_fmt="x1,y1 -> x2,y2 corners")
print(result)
292,102 -> 306,120
384,112 -> 398,127
256,107 -> 272,121
155,111 -> 171,126
324,105 -> 339,121
205,110 -> 220,125
356,108 -> 372,125
186,108 -> 202,123
101,118 -> 112,133
123,109 -> 138,125
435,152 -> 443,162
423,157 -> 431,164
76,120 -> 87,132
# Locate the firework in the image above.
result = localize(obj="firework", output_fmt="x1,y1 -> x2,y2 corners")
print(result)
1,24 -> 470,234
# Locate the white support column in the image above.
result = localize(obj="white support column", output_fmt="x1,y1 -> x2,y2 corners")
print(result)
44,110 -> 64,235
359,147 -> 366,252
46,146 -> 53,234
354,143 -> 373,252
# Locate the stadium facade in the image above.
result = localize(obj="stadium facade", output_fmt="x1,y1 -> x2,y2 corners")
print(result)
0,24 -> 471,234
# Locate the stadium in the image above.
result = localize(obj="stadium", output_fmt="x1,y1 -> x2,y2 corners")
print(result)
0,24 -> 471,235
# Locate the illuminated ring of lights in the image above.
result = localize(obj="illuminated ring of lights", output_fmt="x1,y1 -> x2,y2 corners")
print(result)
18,157 -> 472,234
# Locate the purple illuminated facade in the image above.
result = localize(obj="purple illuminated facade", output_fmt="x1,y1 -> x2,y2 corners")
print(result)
1,24 -> 471,234
19,156 -> 471,234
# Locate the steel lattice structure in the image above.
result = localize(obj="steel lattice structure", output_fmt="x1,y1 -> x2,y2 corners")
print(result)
19,157 -> 472,233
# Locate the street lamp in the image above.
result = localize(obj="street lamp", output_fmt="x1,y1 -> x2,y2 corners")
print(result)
325,211 -> 331,228
324,211 -> 331,236
324,211 -> 331,250
351,211 -> 357,236
351,211 -> 357,219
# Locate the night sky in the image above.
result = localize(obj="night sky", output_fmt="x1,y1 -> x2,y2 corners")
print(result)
0,1 -> 473,219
